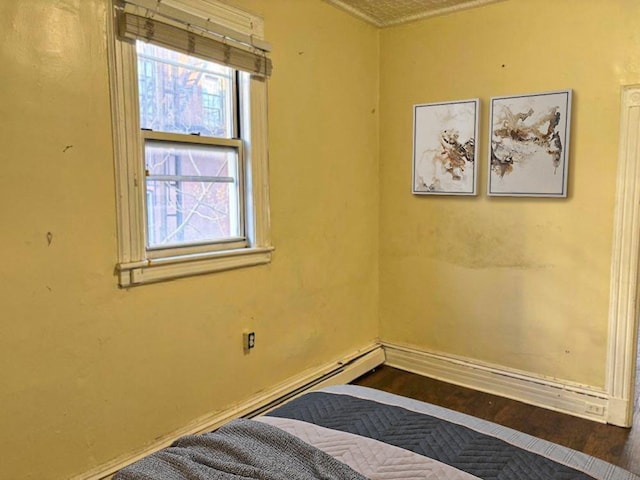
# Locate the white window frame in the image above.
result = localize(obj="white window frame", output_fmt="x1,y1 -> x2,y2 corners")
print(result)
107,0 -> 273,287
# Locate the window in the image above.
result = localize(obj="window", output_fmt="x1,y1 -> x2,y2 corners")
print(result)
138,43 -> 243,250
108,0 -> 273,286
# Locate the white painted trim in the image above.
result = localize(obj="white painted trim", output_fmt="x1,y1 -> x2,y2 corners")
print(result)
107,0 -> 273,287
605,85 -> 640,427
322,0 -> 505,28
383,342 -> 609,423
118,247 -> 274,286
107,6 -> 145,266
242,74 -> 272,249
322,0 -> 382,27
383,0 -> 505,26
71,344 -> 384,480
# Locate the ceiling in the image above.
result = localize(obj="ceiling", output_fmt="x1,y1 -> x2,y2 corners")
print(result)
323,0 -> 504,27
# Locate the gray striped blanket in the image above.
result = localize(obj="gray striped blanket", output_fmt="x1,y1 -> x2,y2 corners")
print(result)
116,385 -> 640,480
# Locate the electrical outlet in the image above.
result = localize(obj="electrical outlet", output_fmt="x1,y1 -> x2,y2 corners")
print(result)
243,331 -> 256,351
585,403 -> 604,416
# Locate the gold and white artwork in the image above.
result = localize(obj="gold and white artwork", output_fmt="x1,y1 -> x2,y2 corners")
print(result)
488,90 -> 572,197
412,99 -> 479,195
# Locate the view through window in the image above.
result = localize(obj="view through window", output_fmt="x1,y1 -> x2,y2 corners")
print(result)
111,0 -> 273,286
136,42 -> 244,249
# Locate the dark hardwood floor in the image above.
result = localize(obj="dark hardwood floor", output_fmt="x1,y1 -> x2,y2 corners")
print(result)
353,365 -> 640,475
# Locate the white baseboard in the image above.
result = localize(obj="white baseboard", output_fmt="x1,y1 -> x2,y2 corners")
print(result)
73,343 -> 384,480
607,396 -> 633,427
383,342 -> 609,423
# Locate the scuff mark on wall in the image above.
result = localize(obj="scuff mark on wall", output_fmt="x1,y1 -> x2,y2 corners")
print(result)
417,209 -> 555,270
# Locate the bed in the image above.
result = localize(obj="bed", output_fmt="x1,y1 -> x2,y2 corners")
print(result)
114,385 -> 639,480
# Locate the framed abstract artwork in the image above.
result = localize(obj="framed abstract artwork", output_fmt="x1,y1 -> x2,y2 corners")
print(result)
412,99 -> 479,195
488,89 -> 572,197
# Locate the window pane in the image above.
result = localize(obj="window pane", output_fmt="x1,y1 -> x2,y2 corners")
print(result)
136,41 -> 235,138
145,141 -> 242,248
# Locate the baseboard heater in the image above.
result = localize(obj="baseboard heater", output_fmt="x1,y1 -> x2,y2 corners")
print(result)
247,344 -> 386,418
76,343 -> 385,480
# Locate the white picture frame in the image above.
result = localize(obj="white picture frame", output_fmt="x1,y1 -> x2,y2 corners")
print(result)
412,98 -> 479,195
488,89 -> 572,197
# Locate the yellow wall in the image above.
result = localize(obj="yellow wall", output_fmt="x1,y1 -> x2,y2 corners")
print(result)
379,0 -> 640,386
0,0 -> 379,478
3,0 -> 640,477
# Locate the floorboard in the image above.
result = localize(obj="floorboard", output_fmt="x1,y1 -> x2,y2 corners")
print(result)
352,365 -> 640,475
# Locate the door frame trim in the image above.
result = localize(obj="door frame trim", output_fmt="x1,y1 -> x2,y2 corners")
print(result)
605,84 -> 640,427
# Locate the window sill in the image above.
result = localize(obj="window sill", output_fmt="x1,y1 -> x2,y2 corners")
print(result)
117,246 -> 274,287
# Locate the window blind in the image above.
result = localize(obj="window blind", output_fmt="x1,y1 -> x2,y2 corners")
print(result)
117,0 -> 272,77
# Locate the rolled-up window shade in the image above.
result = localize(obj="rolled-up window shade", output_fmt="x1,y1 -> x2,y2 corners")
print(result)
118,10 -> 272,77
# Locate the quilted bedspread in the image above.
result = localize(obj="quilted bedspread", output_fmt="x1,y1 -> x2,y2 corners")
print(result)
263,385 -> 639,480
115,385 -> 639,480
114,417 -> 367,480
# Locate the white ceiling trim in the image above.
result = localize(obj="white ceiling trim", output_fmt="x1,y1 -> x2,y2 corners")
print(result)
324,0 -> 505,27
324,0 -> 382,27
